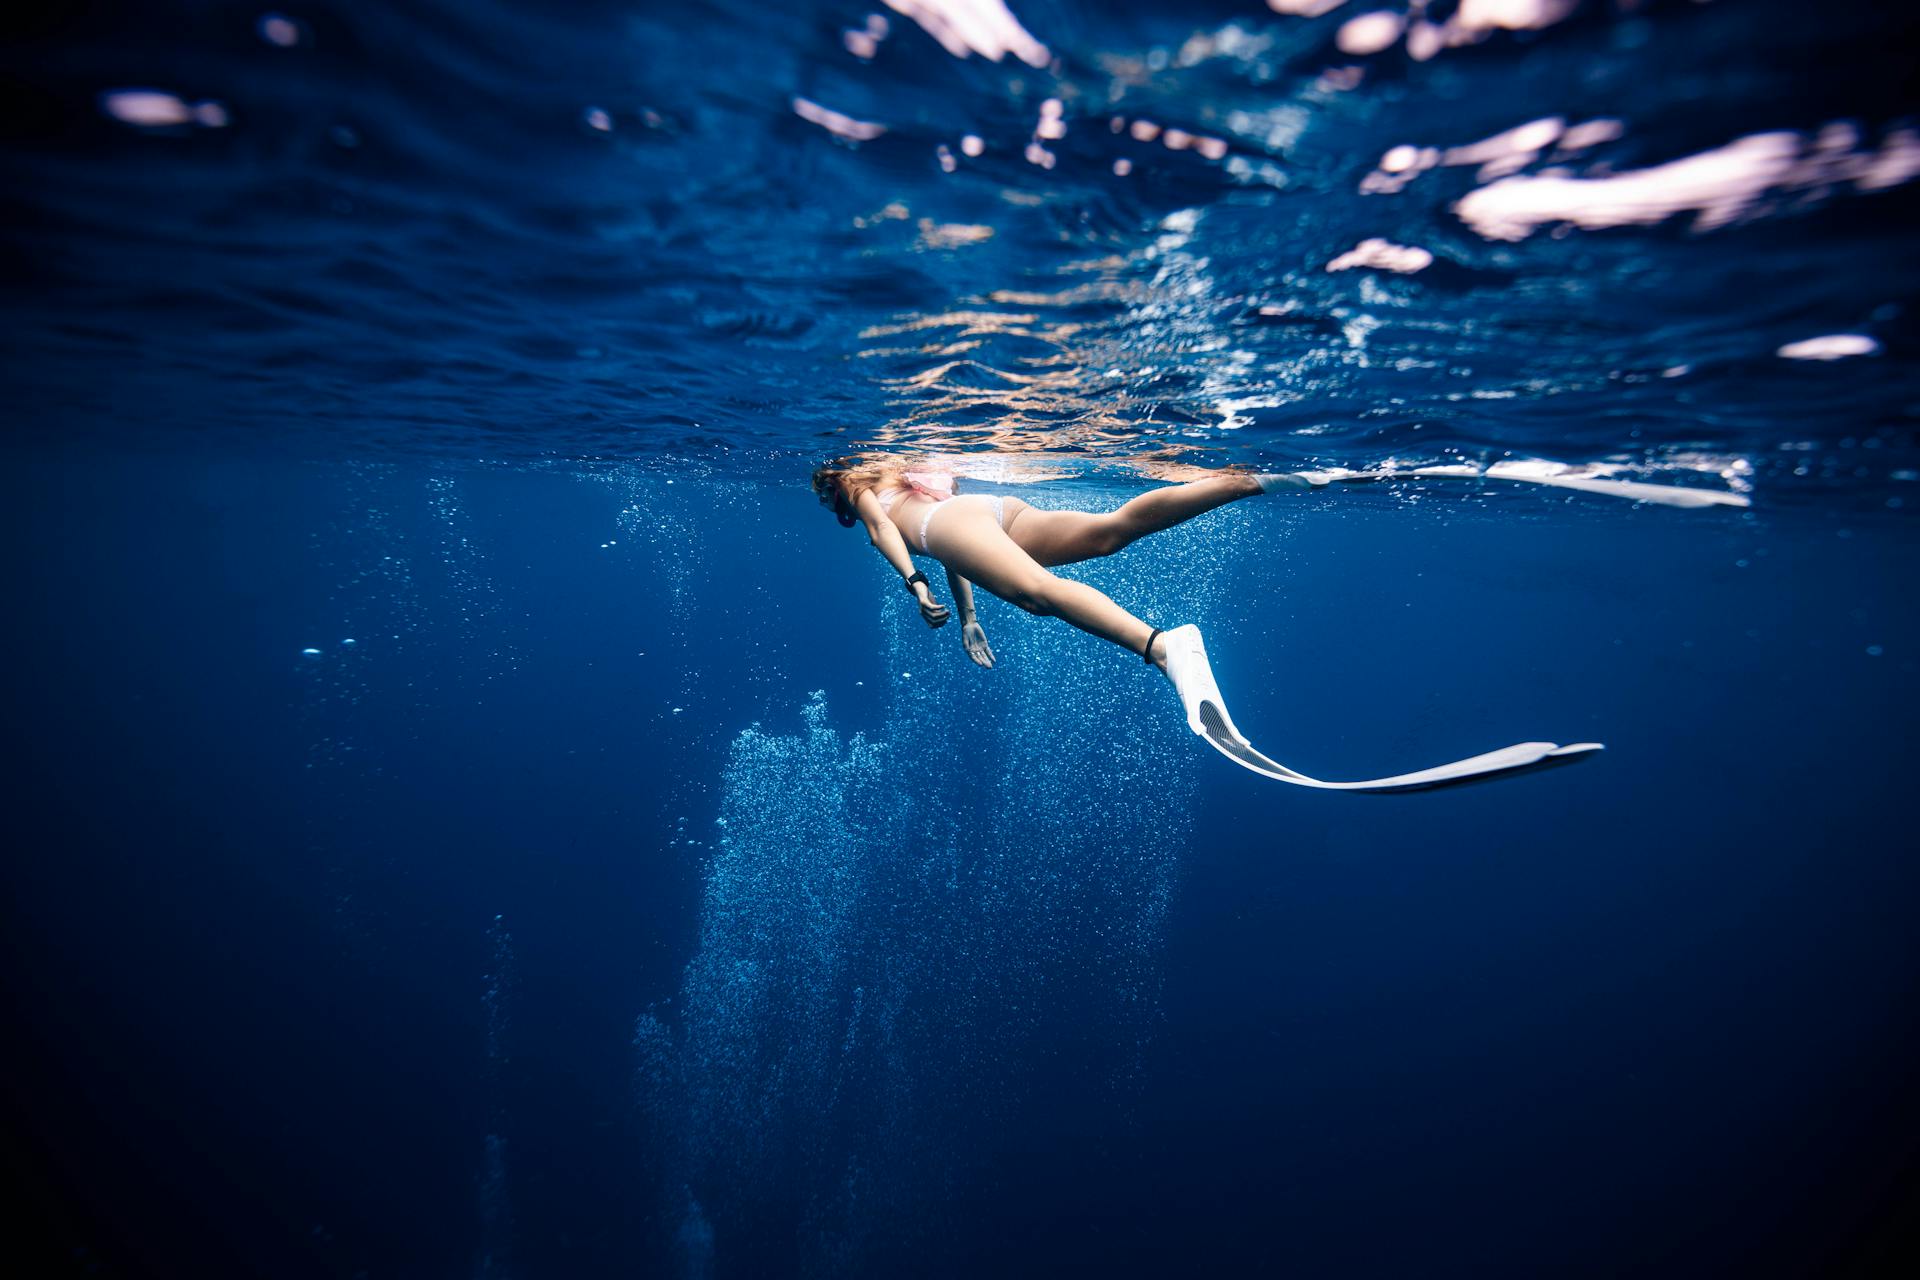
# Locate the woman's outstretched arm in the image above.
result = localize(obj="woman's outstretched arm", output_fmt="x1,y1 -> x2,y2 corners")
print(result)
854,490 -> 950,627
945,568 -> 994,668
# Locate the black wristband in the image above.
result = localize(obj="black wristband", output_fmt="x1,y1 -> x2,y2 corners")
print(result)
903,570 -> 929,593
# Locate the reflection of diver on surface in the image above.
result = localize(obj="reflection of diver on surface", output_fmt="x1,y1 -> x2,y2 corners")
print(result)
812,457 -> 1741,790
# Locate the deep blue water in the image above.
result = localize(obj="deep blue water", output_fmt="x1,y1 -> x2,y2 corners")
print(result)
4,2 -> 1919,1277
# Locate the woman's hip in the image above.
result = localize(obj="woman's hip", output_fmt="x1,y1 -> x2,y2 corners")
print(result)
921,493 -> 1025,554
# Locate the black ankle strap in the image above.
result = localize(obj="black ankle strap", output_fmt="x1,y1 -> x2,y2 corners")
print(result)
1142,627 -> 1163,664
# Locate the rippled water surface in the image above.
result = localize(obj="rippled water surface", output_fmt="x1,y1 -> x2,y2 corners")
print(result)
5,0 -> 1918,497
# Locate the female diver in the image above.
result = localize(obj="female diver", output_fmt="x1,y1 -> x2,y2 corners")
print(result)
811,458 -> 1281,674
811,457 -> 1736,790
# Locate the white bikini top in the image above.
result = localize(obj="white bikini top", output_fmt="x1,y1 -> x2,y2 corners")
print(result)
875,471 -> 955,511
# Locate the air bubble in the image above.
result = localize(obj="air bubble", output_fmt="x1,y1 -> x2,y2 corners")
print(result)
258,14 -> 301,47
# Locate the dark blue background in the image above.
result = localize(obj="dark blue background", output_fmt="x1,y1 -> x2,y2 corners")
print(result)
5,451 -> 1915,1276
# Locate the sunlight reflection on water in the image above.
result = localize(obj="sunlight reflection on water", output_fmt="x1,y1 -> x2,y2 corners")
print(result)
0,1 -> 1906,506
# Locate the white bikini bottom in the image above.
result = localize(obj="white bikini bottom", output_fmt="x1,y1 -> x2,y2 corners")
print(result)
919,494 -> 1006,553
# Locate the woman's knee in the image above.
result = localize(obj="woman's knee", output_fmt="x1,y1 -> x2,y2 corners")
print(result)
1085,514 -> 1134,558
1003,572 -> 1060,616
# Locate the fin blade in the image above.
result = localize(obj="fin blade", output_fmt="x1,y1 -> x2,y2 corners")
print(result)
1166,624 -> 1605,793
1198,725 -> 1604,792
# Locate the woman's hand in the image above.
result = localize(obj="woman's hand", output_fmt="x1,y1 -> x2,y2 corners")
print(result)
961,620 -> 995,668
916,591 -> 951,628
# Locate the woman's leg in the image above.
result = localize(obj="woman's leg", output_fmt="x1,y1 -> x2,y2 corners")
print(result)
929,503 -> 1166,665
1008,473 -> 1262,567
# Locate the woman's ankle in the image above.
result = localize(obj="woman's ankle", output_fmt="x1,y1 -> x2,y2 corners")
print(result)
1145,630 -> 1169,672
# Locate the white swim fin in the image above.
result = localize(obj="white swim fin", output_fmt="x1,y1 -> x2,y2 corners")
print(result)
1482,460 -> 1749,508
1157,624 -> 1602,793
1259,460 -> 1749,508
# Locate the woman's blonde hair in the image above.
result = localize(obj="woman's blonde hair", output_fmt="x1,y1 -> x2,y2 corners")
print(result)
810,454 -> 900,504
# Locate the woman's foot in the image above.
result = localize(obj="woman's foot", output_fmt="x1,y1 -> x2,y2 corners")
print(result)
1254,471 -> 1319,493
1156,624 -> 1251,745
1253,468 -> 1381,492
